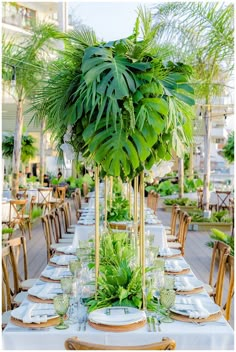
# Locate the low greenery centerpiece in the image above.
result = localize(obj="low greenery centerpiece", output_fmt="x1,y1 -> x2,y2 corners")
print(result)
107,195 -> 132,222
86,231 -> 157,312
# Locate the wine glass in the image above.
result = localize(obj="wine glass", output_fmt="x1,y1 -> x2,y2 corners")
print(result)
60,277 -> 73,294
160,289 -> 176,323
53,294 -> 70,329
164,275 -> 175,290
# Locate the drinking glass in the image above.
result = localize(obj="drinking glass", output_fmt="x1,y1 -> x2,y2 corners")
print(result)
53,294 -> 70,329
160,289 -> 176,322
153,269 -> 165,306
164,276 -> 175,290
153,258 -> 165,271
60,277 -> 73,294
69,260 -> 81,278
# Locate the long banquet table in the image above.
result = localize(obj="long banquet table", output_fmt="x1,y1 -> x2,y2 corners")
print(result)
2,215 -> 234,350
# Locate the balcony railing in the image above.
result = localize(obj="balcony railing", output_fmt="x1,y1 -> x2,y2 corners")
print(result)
2,2 -> 36,30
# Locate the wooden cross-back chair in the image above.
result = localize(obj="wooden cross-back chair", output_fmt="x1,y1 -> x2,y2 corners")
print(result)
71,192 -> 81,221
55,186 -> 66,203
6,237 -> 38,304
9,199 -> 32,239
59,202 -> 75,234
16,188 -> 28,200
2,245 -> 17,329
82,182 -> 89,199
204,241 -> 231,306
223,254 -> 234,321
166,205 -> 180,241
49,210 -> 74,243
37,187 -> 53,213
168,212 -> 191,256
216,190 -> 231,211
64,337 -> 176,350
147,191 -> 160,214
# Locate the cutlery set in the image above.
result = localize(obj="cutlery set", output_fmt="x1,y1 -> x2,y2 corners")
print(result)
78,315 -> 88,331
146,315 -> 162,332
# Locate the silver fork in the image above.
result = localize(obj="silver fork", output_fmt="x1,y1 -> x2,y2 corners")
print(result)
83,315 -> 88,331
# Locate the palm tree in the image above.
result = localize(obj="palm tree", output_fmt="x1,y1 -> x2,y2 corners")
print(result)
30,9 -> 195,180
152,2 -> 234,210
2,23 -> 61,197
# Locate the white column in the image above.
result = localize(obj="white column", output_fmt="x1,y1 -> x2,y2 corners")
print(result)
57,2 -> 68,32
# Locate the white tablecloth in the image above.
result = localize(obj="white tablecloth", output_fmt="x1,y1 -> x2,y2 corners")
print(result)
2,210 -> 234,350
3,269 -> 234,350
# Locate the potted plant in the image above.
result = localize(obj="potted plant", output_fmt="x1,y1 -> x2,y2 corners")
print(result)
189,210 -> 232,232
206,228 -> 234,256
163,197 -> 197,212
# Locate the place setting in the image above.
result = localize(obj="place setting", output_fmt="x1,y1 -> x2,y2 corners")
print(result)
164,259 -> 190,275
88,306 -> 147,332
27,282 -> 63,303
40,266 -> 72,283
169,296 -> 222,323
158,248 -> 182,258
174,276 -> 204,295
49,254 -> 77,267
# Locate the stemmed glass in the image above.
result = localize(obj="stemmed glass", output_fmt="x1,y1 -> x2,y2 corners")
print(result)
153,269 -> 165,308
160,289 -> 176,323
69,260 -> 81,278
53,294 -> 70,329
60,277 -> 77,323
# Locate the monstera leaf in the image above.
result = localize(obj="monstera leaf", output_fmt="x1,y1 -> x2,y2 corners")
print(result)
83,119 -> 157,178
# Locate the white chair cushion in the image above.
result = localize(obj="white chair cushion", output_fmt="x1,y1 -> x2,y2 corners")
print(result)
168,242 -> 181,249
13,291 -> 28,305
20,278 -> 38,291
203,283 -> 214,295
2,310 -> 12,327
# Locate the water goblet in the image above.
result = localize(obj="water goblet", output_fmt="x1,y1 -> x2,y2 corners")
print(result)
160,289 -> 176,322
153,258 -> 165,271
53,294 -> 70,329
153,269 -> 165,307
164,275 -> 175,290
69,260 -> 81,278
60,277 -> 73,295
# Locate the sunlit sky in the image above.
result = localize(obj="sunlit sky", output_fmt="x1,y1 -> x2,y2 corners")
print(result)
68,1 -> 154,41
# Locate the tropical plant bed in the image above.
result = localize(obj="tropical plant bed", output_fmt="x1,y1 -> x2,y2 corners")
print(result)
189,222 -> 232,232
163,204 -> 197,213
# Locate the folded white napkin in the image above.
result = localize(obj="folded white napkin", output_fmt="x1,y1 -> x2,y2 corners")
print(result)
175,277 -> 194,291
159,248 -> 172,256
165,260 -> 183,272
175,297 -> 210,319
28,283 -> 62,299
56,245 -> 76,254
51,255 -> 77,266
41,267 -> 71,280
89,309 -> 145,325
12,303 -> 56,324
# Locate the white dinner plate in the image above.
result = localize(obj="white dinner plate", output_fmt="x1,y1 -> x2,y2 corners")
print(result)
174,276 -> 203,291
165,260 -> 190,272
11,303 -> 58,323
159,248 -> 181,257
170,299 -> 221,317
41,266 -> 72,280
28,283 -> 62,299
50,254 -> 77,266
89,306 -> 146,326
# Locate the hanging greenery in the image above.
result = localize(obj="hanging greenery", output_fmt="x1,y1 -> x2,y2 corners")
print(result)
2,133 -> 37,164
30,9 -> 194,180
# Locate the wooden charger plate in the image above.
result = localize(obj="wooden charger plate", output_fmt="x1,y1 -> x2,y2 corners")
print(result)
39,275 -> 60,283
88,318 -> 146,332
158,254 -> 181,259
27,294 -> 53,304
10,316 -> 60,329
176,287 -> 204,295
48,261 -> 67,268
170,310 -> 222,323
165,268 -> 190,275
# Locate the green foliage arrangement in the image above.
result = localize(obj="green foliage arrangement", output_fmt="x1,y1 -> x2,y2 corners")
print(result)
2,134 -> 37,164
183,178 -> 203,193
146,180 -> 179,196
163,198 -> 197,206
30,9 -> 194,181
189,210 -> 232,223
206,228 -> 234,256
107,196 -> 132,222
222,132 -> 234,163
86,232 -> 156,312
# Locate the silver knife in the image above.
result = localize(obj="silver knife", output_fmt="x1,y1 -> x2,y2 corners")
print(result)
147,316 -> 152,332
151,316 -> 156,332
